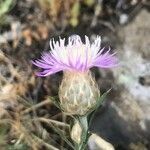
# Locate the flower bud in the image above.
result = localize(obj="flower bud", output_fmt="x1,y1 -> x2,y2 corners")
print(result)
71,121 -> 82,144
59,71 -> 100,115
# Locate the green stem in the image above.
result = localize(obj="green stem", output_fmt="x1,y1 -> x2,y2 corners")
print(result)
77,116 -> 89,150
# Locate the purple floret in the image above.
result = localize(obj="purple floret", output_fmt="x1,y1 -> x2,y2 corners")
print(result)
32,35 -> 118,76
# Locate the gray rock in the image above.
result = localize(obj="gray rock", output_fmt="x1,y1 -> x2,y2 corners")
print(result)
91,9 -> 150,149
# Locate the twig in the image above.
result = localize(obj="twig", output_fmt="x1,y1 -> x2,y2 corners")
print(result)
127,2 -> 143,21
98,20 -> 115,32
51,112 -> 62,119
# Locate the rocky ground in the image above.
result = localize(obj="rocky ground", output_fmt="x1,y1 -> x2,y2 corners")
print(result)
91,9 -> 150,150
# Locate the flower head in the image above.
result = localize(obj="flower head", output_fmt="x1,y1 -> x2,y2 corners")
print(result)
32,35 -> 118,76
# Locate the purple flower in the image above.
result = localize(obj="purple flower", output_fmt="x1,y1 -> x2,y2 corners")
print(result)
32,35 -> 118,76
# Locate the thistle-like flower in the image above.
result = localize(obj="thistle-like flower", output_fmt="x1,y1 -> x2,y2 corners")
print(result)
32,35 -> 118,115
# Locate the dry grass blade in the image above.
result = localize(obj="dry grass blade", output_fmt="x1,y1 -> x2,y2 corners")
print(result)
33,117 -> 70,128
43,120 -> 75,149
22,99 -> 52,115
32,134 -> 59,150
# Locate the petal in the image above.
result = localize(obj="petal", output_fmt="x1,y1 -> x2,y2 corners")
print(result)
32,35 -> 118,76
94,54 -> 118,68
31,60 -> 52,69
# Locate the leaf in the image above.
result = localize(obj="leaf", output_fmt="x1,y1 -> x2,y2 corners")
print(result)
84,0 -> 95,7
88,89 -> 111,126
48,96 -> 62,110
0,0 -> 15,16
70,1 -> 80,27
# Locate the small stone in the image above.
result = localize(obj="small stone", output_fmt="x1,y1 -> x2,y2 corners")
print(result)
119,14 -> 128,25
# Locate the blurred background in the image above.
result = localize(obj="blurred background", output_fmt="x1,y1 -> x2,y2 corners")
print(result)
0,0 -> 150,149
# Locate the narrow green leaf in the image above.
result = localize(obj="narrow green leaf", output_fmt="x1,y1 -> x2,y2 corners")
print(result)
48,96 -> 61,110
88,89 -> 111,126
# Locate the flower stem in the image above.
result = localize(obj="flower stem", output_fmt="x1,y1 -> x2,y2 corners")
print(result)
76,116 -> 89,150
